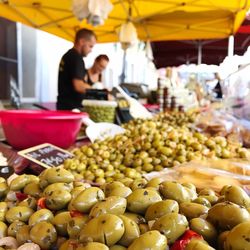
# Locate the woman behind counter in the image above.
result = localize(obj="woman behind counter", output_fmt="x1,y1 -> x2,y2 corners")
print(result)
85,54 -> 109,89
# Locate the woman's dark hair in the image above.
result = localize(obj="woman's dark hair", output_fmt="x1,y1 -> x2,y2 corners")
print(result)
95,54 -> 109,62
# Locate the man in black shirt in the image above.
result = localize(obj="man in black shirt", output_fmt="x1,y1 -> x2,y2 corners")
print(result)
57,28 -> 97,110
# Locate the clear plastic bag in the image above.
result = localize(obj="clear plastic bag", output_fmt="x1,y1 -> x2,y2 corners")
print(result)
144,159 -> 250,192
239,119 -> 250,148
194,109 -> 243,144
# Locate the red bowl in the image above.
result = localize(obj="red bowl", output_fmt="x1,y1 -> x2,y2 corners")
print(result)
0,110 -> 88,149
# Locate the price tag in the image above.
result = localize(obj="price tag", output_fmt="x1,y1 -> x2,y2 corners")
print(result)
18,143 -> 74,169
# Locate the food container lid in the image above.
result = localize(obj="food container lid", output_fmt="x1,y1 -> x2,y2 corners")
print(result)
82,100 -> 117,107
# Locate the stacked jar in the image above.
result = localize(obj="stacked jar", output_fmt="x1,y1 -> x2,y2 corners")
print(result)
157,78 -> 164,112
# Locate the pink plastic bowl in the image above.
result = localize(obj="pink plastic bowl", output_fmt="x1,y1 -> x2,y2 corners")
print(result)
0,110 -> 88,149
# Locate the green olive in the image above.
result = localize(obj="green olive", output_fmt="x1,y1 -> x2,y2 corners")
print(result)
199,188 -> 216,196
0,221 -> 7,238
67,215 -> 89,239
220,185 -> 231,195
30,221 -> 57,249
16,225 -> 31,245
71,186 -> 88,200
146,178 -> 162,188
76,242 -> 109,250
224,185 -> 250,208
207,202 -> 250,230
59,239 -> 78,250
145,200 -> 179,221
45,190 -> 72,211
217,195 -> 225,203
89,196 -> 127,218
6,206 -> 34,223
7,221 -> 25,237
118,215 -> 140,247
190,218 -> 217,244
139,223 -> 149,234
184,187 -> 198,201
10,174 -> 39,191
127,189 -> 162,214
109,245 -> 127,250
185,239 -> 215,249
152,213 -> 188,244
23,182 -> 41,198
193,197 -> 211,208
101,182 -> 125,197
179,202 -> 209,220
0,202 -> 7,221
225,222 -> 250,250
0,182 -> 8,198
39,169 -> 50,189
182,183 -> 197,192
217,231 -> 229,250
123,212 -> 146,224
127,230 -> 167,250
70,187 -> 105,213
79,214 -> 124,247
159,181 -> 191,203
29,209 -> 54,227
43,183 -> 73,196
108,186 -> 132,198
119,178 -> 133,187
129,179 -> 147,191
18,197 -> 37,210
45,167 -> 74,185
73,182 -> 91,188
199,195 -> 218,205
53,211 -> 72,237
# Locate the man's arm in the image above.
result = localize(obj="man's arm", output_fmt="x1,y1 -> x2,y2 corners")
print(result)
72,79 -> 91,93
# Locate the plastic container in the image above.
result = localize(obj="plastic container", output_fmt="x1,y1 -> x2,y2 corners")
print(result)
0,110 -> 88,149
82,100 -> 117,123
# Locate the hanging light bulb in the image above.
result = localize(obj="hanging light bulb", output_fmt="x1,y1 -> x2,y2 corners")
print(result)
119,4 -> 138,49
119,21 -> 138,44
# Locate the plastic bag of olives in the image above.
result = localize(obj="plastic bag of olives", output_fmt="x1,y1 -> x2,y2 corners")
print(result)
82,100 -> 117,123
144,159 -> 250,192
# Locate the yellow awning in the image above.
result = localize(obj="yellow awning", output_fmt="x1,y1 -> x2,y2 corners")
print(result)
0,0 -> 249,42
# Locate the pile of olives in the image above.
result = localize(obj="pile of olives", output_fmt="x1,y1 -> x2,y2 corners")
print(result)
83,105 -> 116,123
0,169 -> 249,249
64,112 -> 250,184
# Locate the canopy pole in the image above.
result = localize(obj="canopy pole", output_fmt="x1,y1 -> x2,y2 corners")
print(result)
197,41 -> 202,65
228,35 -> 234,57
120,49 -> 127,83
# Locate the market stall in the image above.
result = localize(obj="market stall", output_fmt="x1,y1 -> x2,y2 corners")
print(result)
0,1 -> 250,250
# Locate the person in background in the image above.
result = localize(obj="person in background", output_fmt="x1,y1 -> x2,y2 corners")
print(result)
85,54 -> 109,89
213,72 -> 223,99
57,28 -> 97,110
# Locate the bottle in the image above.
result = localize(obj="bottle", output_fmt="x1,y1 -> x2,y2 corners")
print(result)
157,78 -> 164,112
170,96 -> 176,111
178,105 -> 184,112
163,87 -> 169,112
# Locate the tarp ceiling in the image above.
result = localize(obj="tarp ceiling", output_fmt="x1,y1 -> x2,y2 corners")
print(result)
152,19 -> 250,67
0,0 -> 249,42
